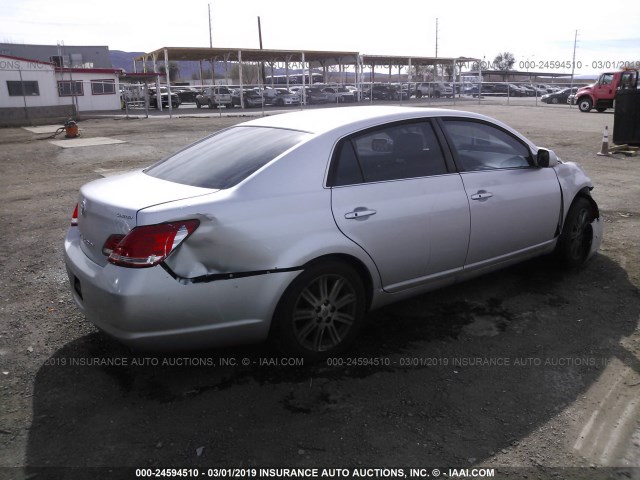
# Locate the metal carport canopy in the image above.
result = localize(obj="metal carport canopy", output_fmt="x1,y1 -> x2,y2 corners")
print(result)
134,47 -> 360,67
134,47 -> 478,70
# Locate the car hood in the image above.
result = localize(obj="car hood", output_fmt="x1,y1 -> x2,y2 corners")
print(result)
76,170 -> 216,266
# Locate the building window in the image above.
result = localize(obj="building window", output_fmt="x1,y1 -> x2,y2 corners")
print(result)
91,79 -> 115,95
58,80 -> 84,97
7,81 -> 40,96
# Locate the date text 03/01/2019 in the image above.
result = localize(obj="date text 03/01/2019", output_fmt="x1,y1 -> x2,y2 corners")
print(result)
134,467 -> 497,478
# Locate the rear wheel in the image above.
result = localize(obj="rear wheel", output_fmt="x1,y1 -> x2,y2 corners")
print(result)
207,100 -> 214,109
556,197 -> 595,268
273,261 -> 366,361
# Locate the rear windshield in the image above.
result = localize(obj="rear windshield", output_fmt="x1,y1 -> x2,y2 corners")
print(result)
145,126 -> 310,189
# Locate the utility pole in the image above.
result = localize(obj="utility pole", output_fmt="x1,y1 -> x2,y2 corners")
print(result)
208,4 -> 213,48
435,18 -> 439,58
435,18 -> 439,80
258,16 -> 266,84
570,30 -> 578,89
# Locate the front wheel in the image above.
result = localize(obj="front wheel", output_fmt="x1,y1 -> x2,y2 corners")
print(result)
273,261 -> 366,360
556,197 -> 595,268
578,97 -> 593,112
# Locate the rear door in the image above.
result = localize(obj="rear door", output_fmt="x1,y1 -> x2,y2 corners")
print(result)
440,118 -> 562,268
329,119 -> 470,293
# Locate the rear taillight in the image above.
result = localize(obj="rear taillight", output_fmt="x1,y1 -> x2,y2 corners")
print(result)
71,204 -> 79,226
104,220 -> 199,268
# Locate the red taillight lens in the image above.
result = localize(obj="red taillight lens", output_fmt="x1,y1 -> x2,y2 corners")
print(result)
105,220 -> 199,268
71,204 -> 79,226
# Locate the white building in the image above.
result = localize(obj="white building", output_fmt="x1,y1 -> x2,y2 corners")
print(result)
0,54 -> 122,126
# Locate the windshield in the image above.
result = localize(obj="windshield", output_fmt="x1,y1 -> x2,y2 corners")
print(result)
145,126 -> 310,189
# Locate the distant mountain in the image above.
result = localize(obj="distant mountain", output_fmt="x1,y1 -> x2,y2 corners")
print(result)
109,50 -> 145,72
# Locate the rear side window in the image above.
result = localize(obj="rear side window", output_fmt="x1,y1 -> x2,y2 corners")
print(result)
329,121 -> 448,186
442,120 -> 532,171
145,126 -> 309,189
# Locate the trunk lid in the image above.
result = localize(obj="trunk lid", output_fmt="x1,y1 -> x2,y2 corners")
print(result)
76,170 -> 216,266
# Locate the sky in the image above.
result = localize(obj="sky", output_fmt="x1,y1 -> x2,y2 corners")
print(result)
2,0 -> 639,75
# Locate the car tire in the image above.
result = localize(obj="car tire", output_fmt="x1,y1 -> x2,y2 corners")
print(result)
578,97 -> 593,113
273,260 -> 366,361
556,197 -> 595,268
195,100 -> 202,109
415,91 -> 423,99
208,100 -> 214,109
551,98 -> 559,104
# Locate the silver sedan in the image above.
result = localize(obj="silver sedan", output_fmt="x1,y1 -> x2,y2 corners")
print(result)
64,106 -> 602,360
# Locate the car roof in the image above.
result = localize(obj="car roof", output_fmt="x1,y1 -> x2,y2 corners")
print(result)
240,106 -> 498,135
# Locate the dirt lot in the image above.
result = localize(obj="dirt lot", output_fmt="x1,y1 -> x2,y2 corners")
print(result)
0,103 -> 639,480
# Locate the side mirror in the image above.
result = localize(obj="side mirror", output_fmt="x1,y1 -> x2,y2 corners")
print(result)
536,148 -> 559,167
536,149 -> 550,168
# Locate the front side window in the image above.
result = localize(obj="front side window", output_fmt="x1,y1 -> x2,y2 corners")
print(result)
329,120 -> 448,186
58,80 -> 84,96
7,80 -> 39,96
442,120 -> 532,171
91,79 -> 115,95
599,74 -> 614,86
145,126 -> 310,189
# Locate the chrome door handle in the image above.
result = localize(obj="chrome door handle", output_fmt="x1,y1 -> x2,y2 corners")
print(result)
345,209 -> 377,219
470,191 -> 493,200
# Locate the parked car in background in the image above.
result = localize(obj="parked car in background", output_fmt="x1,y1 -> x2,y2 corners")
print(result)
65,106 -> 601,360
527,84 -> 548,96
173,87 -> 199,104
390,84 -> 410,100
148,88 -> 180,109
542,87 -> 579,104
231,88 -> 267,108
321,86 -> 356,103
344,85 -> 360,100
272,88 -> 301,106
536,84 -> 561,93
467,83 -> 495,97
195,86 -> 233,109
362,84 -> 396,100
507,84 -> 527,96
415,82 -> 453,98
289,86 -> 330,104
